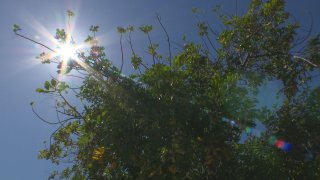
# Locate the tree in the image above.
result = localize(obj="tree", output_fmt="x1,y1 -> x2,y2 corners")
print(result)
14,0 -> 320,179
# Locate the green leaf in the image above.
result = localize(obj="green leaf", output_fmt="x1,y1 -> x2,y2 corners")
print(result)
84,35 -> 94,43
89,25 -> 99,33
55,29 -> 66,41
197,22 -> 208,36
12,24 -> 21,33
192,7 -> 198,14
67,10 -> 75,17
36,88 -> 45,93
51,79 -> 57,87
117,26 -> 126,34
127,25 -> 134,32
57,82 -> 69,92
139,25 -> 152,34
131,55 -> 142,69
44,81 -> 50,90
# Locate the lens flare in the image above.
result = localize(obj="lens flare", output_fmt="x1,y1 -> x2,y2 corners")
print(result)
57,42 -> 77,62
282,143 -> 292,152
268,136 -> 277,145
275,139 -> 285,149
25,11 -> 91,76
245,127 -> 253,134
268,136 -> 292,152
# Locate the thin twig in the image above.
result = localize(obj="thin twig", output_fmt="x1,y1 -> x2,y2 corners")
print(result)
206,21 -> 219,37
236,0 -> 238,16
206,35 -> 219,54
156,13 -> 172,66
32,105 -> 79,125
49,121 -> 68,145
59,92 -> 83,118
128,31 -> 136,56
56,109 -> 82,118
293,12 -> 313,53
15,32 -> 55,52
120,33 -> 124,73
200,37 -> 213,57
64,74 -> 86,80
32,105 -> 62,125
146,33 -> 156,65
294,56 -> 318,67
127,32 -> 149,70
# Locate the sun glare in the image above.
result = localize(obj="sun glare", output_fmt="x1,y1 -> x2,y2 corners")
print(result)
25,10 -> 102,81
57,41 -> 77,62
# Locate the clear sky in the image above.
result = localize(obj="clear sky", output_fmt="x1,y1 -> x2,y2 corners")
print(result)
0,0 -> 319,179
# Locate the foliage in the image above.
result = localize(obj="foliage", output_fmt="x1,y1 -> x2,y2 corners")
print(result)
14,1 -> 320,179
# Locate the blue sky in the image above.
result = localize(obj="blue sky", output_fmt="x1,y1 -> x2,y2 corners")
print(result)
0,0 -> 319,179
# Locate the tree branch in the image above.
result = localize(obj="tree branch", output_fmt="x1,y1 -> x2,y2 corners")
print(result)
58,92 -> 83,118
294,55 -> 318,67
156,13 -> 172,66
146,33 -> 156,65
120,33 -> 124,73
15,32 -> 56,53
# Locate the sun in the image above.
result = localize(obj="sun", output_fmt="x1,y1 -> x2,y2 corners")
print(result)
23,10 -> 101,80
56,38 -> 78,63
52,36 -> 86,76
